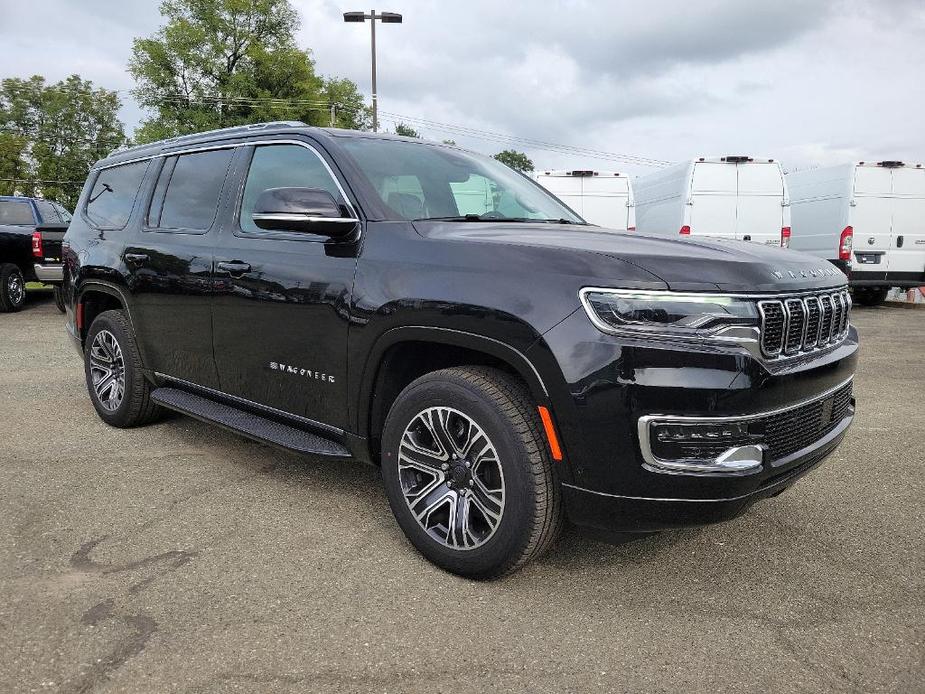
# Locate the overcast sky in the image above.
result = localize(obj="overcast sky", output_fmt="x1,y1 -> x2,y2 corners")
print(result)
1,0 -> 923,176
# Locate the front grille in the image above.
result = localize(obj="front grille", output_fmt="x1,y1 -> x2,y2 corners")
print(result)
761,381 -> 854,460
758,289 -> 850,358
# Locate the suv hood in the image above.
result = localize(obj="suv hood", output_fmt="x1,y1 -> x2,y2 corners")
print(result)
414,222 -> 847,293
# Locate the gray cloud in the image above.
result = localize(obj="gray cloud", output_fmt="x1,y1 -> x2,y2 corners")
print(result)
1,0 -> 923,173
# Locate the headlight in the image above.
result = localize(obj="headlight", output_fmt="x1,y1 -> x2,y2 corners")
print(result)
579,288 -> 759,338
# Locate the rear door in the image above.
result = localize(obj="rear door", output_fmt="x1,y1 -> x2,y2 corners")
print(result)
581,175 -> 629,229
123,147 -> 234,389
889,167 -> 925,277
689,162 -> 737,237
735,163 -> 785,246
851,167 -> 893,273
537,175 -> 584,218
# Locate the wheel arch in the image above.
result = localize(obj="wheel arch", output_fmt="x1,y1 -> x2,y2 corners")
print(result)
355,326 -> 551,464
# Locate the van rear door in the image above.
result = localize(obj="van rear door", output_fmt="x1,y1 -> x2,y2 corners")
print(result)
689,162 -> 737,237
890,167 -> 925,278
851,167 -> 893,272
735,163 -> 785,246
580,175 -> 630,229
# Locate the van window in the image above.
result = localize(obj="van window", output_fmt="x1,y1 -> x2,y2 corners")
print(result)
34,199 -> 62,224
0,200 -> 36,225
85,161 -> 149,229
154,149 -> 233,231
239,144 -> 345,233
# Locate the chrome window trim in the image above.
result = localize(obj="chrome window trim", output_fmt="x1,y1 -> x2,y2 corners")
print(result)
637,376 -> 854,475
90,138 -> 360,221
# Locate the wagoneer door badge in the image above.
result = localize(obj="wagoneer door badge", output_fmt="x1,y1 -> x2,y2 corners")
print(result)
269,361 -> 335,383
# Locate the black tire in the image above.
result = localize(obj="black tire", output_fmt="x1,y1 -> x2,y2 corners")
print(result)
854,287 -> 888,307
381,366 -> 562,579
53,286 -> 66,313
84,309 -> 162,428
0,263 -> 27,313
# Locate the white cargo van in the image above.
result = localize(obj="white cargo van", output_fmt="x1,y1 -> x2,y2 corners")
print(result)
633,156 -> 791,247
787,161 -> 925,305
534,170 -> 635,230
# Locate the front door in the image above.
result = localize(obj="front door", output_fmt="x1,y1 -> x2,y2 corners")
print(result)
123,148 -> 234,389
211,141 -> 359,429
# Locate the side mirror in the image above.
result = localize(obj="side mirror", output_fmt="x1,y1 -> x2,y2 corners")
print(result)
251,187 -> 358,238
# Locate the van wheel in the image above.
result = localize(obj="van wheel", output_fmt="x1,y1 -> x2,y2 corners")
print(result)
53,286 -> 66,313
0,263 -> 26,313
854,287 -> 888,307
84,310 -> 162,428
380,366 -> 562,579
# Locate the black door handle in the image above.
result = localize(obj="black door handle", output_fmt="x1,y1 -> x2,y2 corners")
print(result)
896,235 -> 904,248
217,261 -> 252,276
124,253 -> 149,266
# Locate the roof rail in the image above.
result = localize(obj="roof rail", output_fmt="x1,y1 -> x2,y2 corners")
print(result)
107,121 -> 308,158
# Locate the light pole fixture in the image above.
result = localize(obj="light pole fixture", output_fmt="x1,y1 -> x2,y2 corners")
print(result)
343,10 -> 403,132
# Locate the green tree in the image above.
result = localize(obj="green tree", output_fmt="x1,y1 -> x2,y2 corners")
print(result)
129,0 -> 370,143
394,122 -> 420,138
0,75 -> 126,208
493,149 -> 534,173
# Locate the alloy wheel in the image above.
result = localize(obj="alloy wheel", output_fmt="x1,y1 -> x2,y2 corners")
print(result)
398,407 -> 505,550
89,330 -> 126,412
7,272 -> 24,306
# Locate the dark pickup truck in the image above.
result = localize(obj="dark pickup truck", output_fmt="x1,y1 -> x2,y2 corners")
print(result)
62,122 -> 858,578
0,196 -> 72,312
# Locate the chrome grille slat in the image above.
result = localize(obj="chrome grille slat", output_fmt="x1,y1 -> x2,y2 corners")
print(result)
758,287 -> 850,359
784,298 -> 806,355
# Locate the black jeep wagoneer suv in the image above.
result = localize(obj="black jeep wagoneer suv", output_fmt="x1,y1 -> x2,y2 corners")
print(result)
62,122 -> 857,578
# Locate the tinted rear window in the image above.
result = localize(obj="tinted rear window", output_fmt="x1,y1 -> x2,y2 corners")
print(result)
85,161 -> 149,229
0,200 -> 35,225
154,149 -> 233,231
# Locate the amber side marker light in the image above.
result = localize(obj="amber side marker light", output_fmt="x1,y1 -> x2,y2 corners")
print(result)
537,406 -> 563,461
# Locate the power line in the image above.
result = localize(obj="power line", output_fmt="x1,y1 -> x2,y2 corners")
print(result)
0,177 -> 85,186
379,111 -> 672,167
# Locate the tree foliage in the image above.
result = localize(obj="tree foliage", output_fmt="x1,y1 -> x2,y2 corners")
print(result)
0,75 -> 126,208
394,122 -> 420,138
493,149 -> 534,173
129,0 -> 370,142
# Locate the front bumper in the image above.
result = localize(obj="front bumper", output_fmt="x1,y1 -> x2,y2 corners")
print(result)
527,306 -> 859,534
33,263 -> 63,282
563,405 -> 853,532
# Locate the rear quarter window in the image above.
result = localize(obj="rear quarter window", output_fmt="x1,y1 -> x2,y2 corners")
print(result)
85,160 -> 150,229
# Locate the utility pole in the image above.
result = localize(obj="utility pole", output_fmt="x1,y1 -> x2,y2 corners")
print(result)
343,10 -> 403,132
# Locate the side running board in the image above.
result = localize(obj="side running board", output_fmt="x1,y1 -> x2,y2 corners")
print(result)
150,387 -> 351,457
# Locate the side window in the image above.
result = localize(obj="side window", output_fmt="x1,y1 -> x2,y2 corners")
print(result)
85,160 -> 149,229
53,203 -> 72,223
239,144 -> 346,234
150,148 -> 234,232
34,199 -> 62,224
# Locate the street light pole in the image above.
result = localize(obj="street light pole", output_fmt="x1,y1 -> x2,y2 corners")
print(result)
344,10 -> 402,133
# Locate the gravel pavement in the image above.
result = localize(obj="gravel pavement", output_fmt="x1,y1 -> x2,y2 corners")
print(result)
1,293 -> 922,693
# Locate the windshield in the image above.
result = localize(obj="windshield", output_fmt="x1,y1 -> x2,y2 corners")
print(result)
339,137 -> 585,224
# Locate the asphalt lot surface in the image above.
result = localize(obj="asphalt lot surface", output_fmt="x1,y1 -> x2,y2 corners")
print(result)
1,291 -> 922,693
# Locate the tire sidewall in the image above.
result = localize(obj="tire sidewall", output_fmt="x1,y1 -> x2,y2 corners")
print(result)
84,312 -> 142,427
381,375 -> 539,577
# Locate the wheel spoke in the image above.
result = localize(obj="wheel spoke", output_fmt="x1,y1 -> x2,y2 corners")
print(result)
406,477 -> 453,521
469,479 -> 503,526
399,431 -> 447,472
89,330 -> 125,412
